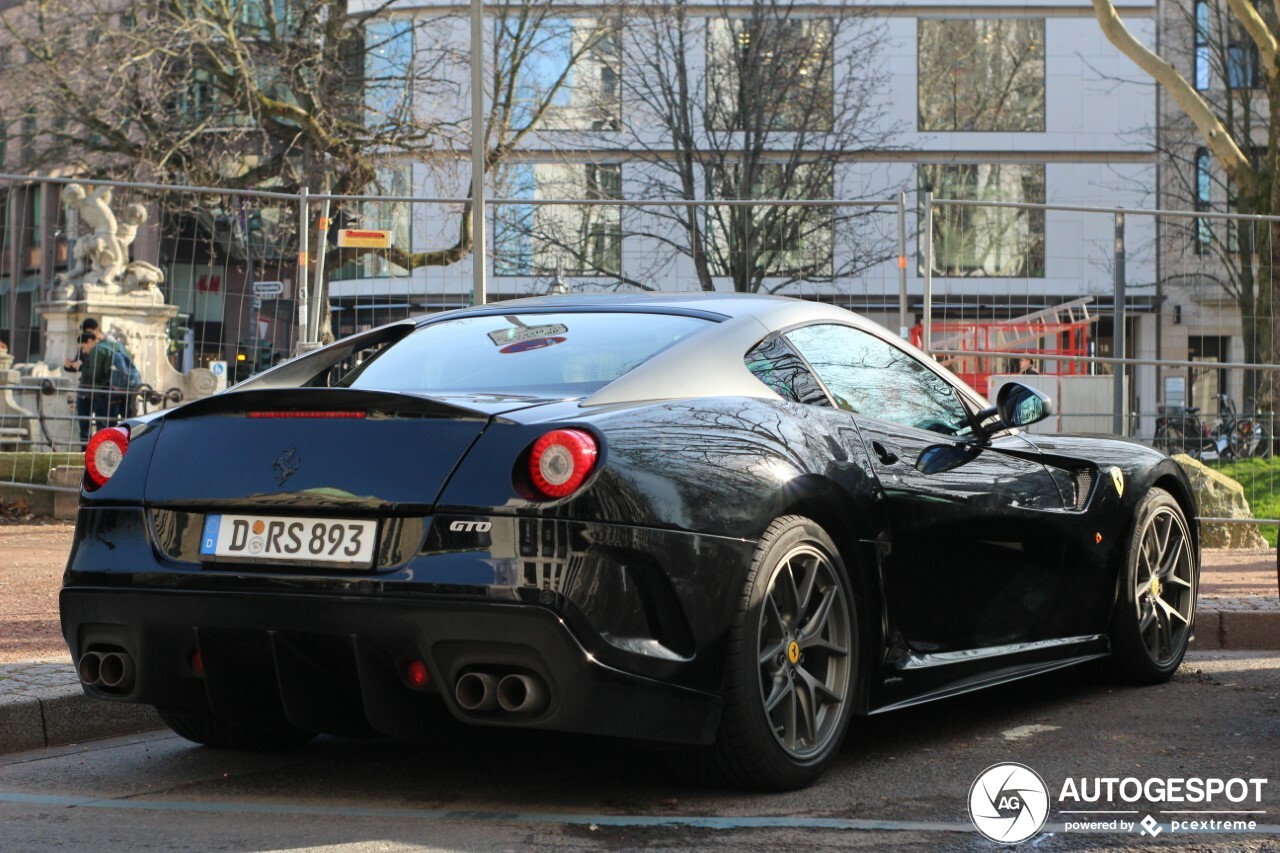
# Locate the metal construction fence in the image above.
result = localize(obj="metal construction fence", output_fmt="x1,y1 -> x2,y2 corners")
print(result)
1,174 -> 1278,538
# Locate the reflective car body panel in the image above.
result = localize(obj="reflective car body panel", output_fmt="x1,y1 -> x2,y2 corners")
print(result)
61,294 -> 1198,748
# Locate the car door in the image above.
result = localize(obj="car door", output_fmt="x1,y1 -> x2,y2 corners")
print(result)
783,323 -> 1072,656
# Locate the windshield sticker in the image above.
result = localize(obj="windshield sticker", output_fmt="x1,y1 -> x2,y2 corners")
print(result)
500,336 -> 566,354
488,324 -> 568,346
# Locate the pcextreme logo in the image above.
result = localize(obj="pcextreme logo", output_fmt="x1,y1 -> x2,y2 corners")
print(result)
967,765 -> 1271,844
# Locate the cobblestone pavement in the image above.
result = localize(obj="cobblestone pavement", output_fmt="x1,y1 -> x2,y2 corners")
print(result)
0,661 -> 76,696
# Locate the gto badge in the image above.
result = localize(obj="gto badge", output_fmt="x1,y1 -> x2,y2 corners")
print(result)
449,520 -> 492,533
1110,467 -> 1125,498
273,446 -> 301,486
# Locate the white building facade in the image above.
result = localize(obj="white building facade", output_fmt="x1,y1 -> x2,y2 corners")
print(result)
336,0 -> 1157,406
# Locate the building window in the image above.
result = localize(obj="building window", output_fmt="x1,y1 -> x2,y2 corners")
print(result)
494,163 -> 622,276
28,185 -> 40,248
1194,146 -> 1264,254
235,0 -> 294,35
921,163 -> 1046,277
918,19 -> 1045,132
1195,147 -> 1212,252
1195,1 -> 1211,90
365,19 -> 415,129
176,68 -> 217,123
501,18 -> 622,132
706,17 -> 833,132
1227,42 -> 1262,88
705,163 -> 833,277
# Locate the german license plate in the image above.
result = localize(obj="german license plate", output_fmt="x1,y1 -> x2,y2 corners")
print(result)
199,514 -> 378,567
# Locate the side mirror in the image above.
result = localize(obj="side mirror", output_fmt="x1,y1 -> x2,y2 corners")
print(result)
996,381 -> 1053,429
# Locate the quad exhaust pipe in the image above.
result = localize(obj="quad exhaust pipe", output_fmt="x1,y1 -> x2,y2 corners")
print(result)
78,650 -> 136,692
454,671 -> 548,716
454,672 -> 499,712
497,674 -> 548,715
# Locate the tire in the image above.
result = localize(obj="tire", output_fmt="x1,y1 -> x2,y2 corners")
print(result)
692,515 -> 859,790
156,705 -> 317,750
1107,489 -> 1198,684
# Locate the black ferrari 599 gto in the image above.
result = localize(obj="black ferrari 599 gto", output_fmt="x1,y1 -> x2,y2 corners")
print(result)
62,294 -> 1198,789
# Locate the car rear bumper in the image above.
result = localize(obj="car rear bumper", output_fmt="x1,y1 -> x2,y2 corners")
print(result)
60,587 -> 723,745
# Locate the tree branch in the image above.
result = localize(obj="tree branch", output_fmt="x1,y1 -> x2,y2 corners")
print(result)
1091,0 -> 1254,195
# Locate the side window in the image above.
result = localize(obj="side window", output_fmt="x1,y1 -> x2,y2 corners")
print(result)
786,324 -> 972,436
744,335 -> 831,406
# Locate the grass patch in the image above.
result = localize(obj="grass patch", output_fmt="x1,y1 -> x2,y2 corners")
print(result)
0,452 -> 82,484
1213,457 -> 1280,546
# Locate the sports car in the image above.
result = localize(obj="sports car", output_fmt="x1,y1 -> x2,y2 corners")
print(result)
61,293 -> 1199,790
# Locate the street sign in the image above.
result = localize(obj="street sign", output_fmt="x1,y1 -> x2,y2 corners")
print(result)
252,281 -> 285,298
337,229 -> 393,249
210,361 -> 226,377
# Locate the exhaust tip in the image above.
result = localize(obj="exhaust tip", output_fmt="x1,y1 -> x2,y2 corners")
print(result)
455,672 -> 499,712
98,651 -> 136,691
77,651 -> 103,687
497,673 -> 548,715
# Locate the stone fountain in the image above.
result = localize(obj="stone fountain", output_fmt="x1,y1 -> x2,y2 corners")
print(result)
37,184 -> 218,407
0,184 -> 220,452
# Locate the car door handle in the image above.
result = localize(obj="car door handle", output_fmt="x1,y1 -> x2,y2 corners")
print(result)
871,441 -> 900,465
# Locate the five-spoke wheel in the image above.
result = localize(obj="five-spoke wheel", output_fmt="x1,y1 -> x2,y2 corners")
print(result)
697,515 -> 859,790
1109,489 -> 1197,683
756,542 -> 853,760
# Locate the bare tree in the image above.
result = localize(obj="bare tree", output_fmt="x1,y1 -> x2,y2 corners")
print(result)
496,0 -> 901,293
1091,0 -> 1280,401
1,1 -> 616,332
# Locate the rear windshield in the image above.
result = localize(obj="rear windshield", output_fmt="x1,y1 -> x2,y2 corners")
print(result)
340,312 -> 711,396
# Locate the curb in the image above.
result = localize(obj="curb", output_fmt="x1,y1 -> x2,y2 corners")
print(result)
0,684 -> 160,755
1190,609 -> 1280,651
1,609 -> 1274,757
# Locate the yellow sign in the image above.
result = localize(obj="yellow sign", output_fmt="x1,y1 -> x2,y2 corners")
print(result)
337,229 -> 393,249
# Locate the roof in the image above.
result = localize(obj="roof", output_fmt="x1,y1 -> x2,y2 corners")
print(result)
407,292 -> 970,408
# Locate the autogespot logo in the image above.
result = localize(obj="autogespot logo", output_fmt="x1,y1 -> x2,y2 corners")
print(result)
969,762 -> 1051,844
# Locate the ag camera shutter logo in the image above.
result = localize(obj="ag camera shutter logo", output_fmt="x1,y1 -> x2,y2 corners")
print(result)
969,762 -> 1050,844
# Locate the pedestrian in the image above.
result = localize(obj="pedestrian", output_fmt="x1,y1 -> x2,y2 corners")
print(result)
63,318 -> 112,446
1018,357 -> 1041,376
77,330 -> 129,435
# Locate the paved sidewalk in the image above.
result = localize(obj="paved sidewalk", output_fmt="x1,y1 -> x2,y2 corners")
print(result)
2,551 -> 1276,755
0,661 -> 158,753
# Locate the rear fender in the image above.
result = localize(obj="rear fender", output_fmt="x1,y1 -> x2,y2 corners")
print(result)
773,474 -> 887,717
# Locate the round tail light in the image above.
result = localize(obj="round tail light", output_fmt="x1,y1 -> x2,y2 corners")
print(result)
85,426 -> 130,489
528,429 -> 599,499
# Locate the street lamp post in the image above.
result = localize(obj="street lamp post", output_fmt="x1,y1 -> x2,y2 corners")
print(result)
470,0 -> 487,306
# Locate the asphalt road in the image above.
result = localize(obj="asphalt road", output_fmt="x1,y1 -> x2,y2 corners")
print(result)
1,651 -> 1277,852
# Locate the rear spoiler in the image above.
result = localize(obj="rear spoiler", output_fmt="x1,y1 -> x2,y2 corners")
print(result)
234,320 -> 418,392
162,387 -> 491,421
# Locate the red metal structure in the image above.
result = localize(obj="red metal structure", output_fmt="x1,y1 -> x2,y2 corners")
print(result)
911,298 -> 1097,396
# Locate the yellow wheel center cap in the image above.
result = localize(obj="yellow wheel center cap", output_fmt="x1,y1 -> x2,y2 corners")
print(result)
787,641 -> 801,665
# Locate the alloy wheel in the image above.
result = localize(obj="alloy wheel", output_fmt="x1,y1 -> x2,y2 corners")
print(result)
1132,506 -> 1195,666
756,544 -> 852,759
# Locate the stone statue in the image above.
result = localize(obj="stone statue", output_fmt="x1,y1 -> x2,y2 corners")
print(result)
53,184 -> 164,301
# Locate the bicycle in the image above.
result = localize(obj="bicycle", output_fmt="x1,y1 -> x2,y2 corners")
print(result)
1231,398 -> 1273,459
1154,394 -> 1272,460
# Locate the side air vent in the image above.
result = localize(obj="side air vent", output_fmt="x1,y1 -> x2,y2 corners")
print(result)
1072,468 -> 1095,510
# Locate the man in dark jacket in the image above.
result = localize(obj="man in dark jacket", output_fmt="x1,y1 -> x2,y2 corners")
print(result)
77,331 -> 126,435
64,318 -> 115,445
